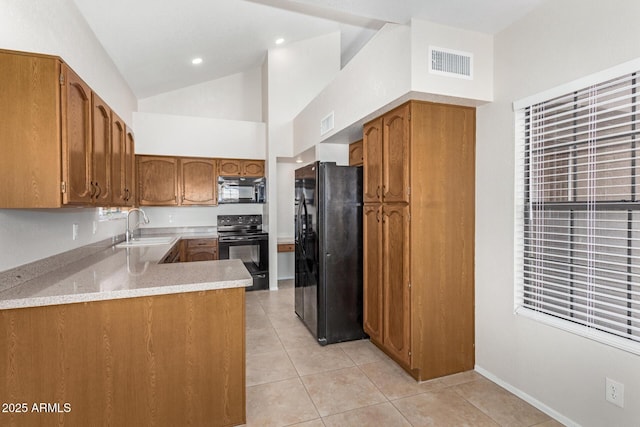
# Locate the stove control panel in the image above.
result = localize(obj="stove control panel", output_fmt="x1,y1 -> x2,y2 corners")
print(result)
217,215 -> 263,227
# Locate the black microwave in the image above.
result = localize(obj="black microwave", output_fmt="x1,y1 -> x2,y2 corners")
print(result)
218,176 -> 266,204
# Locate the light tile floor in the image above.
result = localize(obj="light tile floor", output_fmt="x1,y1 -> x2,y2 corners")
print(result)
243,280 -> 564,427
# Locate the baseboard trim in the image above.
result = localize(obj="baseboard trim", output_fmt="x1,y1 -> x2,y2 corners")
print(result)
474,365 -> 580,427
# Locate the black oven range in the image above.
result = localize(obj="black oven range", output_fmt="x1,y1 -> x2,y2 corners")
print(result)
217,215 -> 269,291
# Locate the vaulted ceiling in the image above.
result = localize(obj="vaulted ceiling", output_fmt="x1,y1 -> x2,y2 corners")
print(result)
73,0 -> 543,98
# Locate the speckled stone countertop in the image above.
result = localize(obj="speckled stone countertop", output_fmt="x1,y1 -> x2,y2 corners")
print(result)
0,229 -> 251,310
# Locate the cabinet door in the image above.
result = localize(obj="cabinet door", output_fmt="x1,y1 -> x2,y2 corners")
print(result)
137,156 -> 179,206
349,140 -> 363,166
180,158 -> 217,205
363,204 -> 383,344
363,117 -> 383,203
124,129 -> 135,206
382,104 -> 410,203
382,204 -> 411,366
242,160 -> 265,177
111,112 -> 126,206
61,65 -> 92,205
91,93 -> 112,205
186,249 -> 218,262
219,159 -> 242,176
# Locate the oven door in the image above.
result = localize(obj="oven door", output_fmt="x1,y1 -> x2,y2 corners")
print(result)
218,235 -> 269,291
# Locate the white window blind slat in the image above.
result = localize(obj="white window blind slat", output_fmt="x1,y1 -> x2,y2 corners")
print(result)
515,68 -> 640,354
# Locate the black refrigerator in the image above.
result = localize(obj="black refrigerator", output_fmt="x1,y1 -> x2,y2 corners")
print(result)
294,161 -> 366,345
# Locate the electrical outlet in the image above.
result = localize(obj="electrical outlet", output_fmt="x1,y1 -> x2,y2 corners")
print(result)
72,223 -> 79,241
606,377 -> 624,408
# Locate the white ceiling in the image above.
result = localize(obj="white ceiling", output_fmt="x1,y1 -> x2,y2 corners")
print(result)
73,0 -> 543,99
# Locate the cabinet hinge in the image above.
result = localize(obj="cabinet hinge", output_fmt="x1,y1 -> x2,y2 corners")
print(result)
59,73 -> 64,85
60,181 -> 67,193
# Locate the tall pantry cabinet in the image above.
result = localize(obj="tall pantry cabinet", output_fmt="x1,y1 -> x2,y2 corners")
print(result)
362,100 -> 475,381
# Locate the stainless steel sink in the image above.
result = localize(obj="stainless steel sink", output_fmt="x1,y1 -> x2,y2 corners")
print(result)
116,236 -> 177,248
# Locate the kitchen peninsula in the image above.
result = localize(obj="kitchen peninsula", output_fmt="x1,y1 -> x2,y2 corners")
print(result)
0,237 -> 250,427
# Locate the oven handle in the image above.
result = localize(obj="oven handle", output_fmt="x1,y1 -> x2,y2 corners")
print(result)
219,235 -> 267,242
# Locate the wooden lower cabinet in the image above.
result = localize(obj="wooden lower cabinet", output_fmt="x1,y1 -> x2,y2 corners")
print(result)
362,100 -> 475,381
0,289 -> 246,427
363,204 -> 383,343
364,204 -> 411,368
381,204 -> 411,367
182,238 -> 218,262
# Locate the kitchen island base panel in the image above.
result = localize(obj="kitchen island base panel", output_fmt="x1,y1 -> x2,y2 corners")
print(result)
0,288 -> 246,427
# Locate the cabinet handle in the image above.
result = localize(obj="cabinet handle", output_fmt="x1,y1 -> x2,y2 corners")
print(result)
376,211 -> 381,223
124,188 -> 130,201
90,182 -> 96,198
94,182 -> 101,198
181,194 -> 185,203
382,185 -> 386,197
376,186 -> 380,199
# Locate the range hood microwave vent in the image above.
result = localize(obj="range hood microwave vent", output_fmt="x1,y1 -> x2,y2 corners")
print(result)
429,46 -> 473,80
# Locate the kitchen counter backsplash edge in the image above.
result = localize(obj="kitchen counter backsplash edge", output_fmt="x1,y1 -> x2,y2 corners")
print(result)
0,226 -> 220,294
0,235 -> 126,294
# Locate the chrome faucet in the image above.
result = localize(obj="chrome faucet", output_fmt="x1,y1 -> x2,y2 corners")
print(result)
125,208 -> 150,242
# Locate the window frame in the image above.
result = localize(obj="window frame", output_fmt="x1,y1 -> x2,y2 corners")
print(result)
513,58 -> 640,355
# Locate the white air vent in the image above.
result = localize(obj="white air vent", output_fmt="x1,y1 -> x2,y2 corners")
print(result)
429,47 -> 473,80
320,111 -> 334,136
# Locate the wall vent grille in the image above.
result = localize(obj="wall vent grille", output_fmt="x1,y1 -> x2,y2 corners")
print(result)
429,47 -> 473,79
320,111 -> 334,136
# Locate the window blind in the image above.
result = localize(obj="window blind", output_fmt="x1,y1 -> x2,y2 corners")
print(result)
515,70 -> 640,351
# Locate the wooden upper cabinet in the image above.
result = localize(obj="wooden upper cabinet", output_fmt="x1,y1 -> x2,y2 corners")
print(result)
382,104 -> 410,203
137,156 -> 179,206
363,117 -> 383,203
0,49 -> 132,208
349,140 -> 364,166
219,159 -> 242,176
219,159 -> 265,177
382,203 -> 411,367
112,116 -> 135,207
111,112 -> 125,206
180,158 -> 217,205
0,50 -> 62,208
61,65 -> 93,205
124,128 -> 136,206
91,93 -> 112,205
242,159 -> 265,177
363,204 -> 383,344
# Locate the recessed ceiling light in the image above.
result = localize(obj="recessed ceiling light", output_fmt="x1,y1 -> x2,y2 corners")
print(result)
275,38 -> 285,45
295,158 -> 303,163
191,57 -> 203,65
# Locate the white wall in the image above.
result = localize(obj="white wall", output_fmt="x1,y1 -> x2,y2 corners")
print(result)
138,204 -> 263,229
476,1 -> 640,425
0,0 -> 137,272
293,19 -> 494,150
133,112 -> 266,159
276,162 -> 296,280
410,19 -> 493,103
265,32 -> 341,288
0,0 -> 136,124
267,32 -> 341,158
293,23 -> 412,153
138,67 -> 262,122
